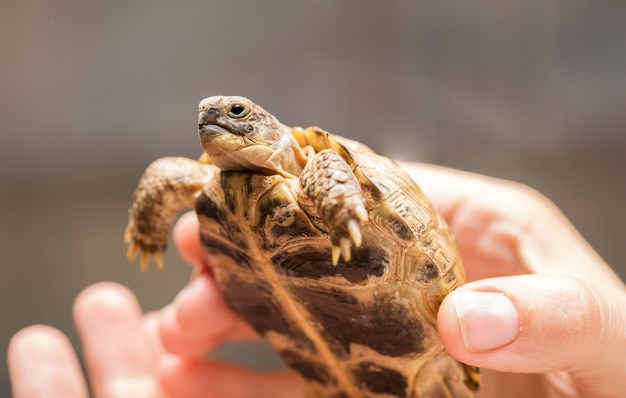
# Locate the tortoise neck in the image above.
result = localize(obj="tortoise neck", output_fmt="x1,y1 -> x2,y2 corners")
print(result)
267,128 -> 307,177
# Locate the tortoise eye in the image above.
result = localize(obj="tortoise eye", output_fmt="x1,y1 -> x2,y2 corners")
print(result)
228,103 -> 249,118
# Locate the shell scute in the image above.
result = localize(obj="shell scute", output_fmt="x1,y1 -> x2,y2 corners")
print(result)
271,243 -> 387,283
293,282 -> 426,358
217,268 -> 317,353
352,362 -> 409,397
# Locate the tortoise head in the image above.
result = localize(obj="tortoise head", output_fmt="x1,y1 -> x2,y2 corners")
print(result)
198,96 -> 306,177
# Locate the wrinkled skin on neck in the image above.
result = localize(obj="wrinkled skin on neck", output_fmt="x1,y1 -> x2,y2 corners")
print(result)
198,95 -> 307,178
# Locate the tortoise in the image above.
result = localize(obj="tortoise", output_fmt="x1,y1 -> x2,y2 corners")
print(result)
125,95 -> 480,397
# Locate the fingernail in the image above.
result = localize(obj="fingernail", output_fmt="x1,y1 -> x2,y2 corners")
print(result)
452,290 -> 520,352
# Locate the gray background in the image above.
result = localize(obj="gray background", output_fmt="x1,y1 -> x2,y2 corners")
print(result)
1,1 -> 625,395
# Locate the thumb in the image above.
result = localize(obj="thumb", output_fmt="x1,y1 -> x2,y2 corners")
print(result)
438,275 -> 626,385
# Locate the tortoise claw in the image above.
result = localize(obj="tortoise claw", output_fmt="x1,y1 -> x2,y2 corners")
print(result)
340,237 -> 352,262
332,245 -> 341,266
140,251 -> 151,272
331,237 -> 355,266
354,204 -> 369,223
153,252 -> 164,270
124,224 -> 133,243
346,219 -> 362,248
125,221 -> 166,271
127,241 -> 139,262
330,217 -> 364,265
126,237 -> 165,272
128,244 -> 165,272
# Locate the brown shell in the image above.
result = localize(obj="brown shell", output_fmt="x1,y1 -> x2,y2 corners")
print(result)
195,131 -> 477,397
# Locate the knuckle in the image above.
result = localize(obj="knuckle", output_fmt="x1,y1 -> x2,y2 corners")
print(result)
548,276 -> 605,371
556,277 -> 601,339
492,181 -> 555,221
458,181 -> 566,268
555,276 -> 626,376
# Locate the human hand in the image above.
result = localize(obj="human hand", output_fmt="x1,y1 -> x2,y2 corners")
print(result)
8,283 -> 166,397
7,225 -> 303,398
402,163 -> 626,398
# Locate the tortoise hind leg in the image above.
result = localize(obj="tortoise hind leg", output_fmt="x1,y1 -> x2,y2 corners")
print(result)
411,352 -> 480,397
296,148 -> 368,265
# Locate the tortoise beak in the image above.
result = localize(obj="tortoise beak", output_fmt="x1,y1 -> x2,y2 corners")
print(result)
199,124 -> 230,140
198,107 -> 221,129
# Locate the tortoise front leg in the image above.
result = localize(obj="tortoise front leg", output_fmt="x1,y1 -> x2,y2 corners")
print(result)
125,157 -> 216,271
297,149 -> 368,265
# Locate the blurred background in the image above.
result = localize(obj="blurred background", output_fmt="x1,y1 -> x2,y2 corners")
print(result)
1,1 -> 625,395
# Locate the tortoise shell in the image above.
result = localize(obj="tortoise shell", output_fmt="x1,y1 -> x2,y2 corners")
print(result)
125,96 -> 480,397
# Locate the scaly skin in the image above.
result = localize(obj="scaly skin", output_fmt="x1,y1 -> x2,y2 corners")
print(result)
125,157 -> 215,271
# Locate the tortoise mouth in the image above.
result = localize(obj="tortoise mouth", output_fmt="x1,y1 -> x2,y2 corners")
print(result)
199,123 -> 253,155
198,123 -> 230,136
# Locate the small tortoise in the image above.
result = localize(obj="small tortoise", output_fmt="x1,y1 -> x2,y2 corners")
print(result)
125,95 -> 480,397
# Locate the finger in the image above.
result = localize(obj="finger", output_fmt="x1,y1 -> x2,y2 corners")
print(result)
438,274 -> 626,397
401,162 -> 624,291
8,325 -> 89,398
173,269 -> 259,342
73,282 -> 162,398
158,355 -> 303,398
173,211 -> 206,268
142,310 -> 165,358
401,162 -> 543,280
160,271 -> 259,356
